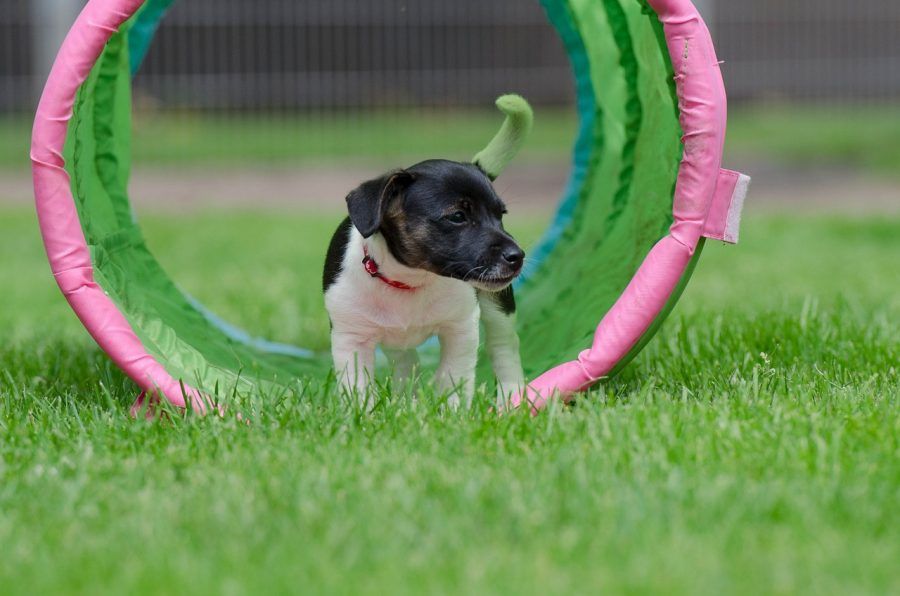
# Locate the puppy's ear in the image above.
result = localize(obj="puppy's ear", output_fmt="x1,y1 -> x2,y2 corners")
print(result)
345,170 -> 415,238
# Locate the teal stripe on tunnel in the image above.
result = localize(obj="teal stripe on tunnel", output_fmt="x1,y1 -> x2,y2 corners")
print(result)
520,0 -> 599,287
129,0 -> 175,75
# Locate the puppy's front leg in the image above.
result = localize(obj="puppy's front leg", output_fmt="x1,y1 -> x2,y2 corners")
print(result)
477,289 -> 525,409
331,329 -> 376,408
436,316 -> 480,409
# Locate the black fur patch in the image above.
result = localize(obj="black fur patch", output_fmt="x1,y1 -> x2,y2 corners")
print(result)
331,159 -> 525,291
345,170 -> 416,239
323,217 -> 353,292
383,160 -> 522,284
480,286 -> 517,315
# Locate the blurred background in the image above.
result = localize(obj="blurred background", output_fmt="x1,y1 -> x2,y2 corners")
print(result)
1,0 -> 898,215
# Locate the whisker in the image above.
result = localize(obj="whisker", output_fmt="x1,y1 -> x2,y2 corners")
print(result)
461,265 -> 486,281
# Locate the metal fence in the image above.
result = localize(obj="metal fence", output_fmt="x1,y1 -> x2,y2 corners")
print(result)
2,0 -> 899,115
135,0 -> 571,112
714,0 -> 900,102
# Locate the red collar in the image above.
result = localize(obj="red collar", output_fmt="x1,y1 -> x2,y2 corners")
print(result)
362,246 -> 418,291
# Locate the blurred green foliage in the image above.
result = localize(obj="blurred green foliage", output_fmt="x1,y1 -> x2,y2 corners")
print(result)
4,104 -> 900,174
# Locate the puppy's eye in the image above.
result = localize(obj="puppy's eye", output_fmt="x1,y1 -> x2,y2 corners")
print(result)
446,211 -> 468,224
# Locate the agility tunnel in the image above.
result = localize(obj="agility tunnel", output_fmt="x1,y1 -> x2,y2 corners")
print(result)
32,0 -> 749,413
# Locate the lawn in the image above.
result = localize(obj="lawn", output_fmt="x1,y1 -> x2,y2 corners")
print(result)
4,103 -> 900,174
0,205 -> 897,595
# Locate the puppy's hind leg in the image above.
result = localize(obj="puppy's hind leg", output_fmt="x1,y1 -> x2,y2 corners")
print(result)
383,347 -> 420,393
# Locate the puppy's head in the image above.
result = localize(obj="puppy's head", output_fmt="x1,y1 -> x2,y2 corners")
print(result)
346,159 -> 525,291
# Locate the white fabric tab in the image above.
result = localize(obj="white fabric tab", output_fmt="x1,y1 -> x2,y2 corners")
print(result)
703,169 -> 751,244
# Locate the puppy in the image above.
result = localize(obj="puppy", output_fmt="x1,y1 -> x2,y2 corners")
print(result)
323,159 -> 526,408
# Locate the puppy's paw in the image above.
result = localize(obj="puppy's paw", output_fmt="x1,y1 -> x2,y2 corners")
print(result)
495,387 -> 512,412
445,392 -> 462,411
442,385 -> 473,412
495,380 -> 524,411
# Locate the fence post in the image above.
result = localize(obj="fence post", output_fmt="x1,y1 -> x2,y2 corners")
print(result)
31,0 -> 82,100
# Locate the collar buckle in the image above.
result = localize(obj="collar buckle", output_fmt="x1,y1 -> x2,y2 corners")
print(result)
362,245 -> 417,291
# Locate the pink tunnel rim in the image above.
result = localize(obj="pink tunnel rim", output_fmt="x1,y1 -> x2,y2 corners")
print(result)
32,0 -> 728,414
31,0 -> 205,411
515,0 -> 729,412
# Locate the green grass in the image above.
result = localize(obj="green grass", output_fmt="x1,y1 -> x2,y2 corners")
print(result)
5,103 -> 900,173
1,109 -> 578,171
726,104 -> 900,176
1,206 -> 898,594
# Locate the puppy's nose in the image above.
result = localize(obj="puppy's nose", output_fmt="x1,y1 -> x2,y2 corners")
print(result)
502,247 -> 525,269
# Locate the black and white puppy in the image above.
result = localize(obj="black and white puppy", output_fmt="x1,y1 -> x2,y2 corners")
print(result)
323,159 -> 526,408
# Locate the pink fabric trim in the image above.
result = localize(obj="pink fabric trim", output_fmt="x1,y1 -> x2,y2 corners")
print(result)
513,0 -> 730,413
703,169 -> 749,244
31,0 -> 208,412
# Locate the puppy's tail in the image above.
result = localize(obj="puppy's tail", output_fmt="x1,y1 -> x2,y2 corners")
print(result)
472,94 -> 534,181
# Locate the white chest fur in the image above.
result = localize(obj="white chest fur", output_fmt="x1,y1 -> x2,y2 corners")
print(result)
325,229 -> 479,350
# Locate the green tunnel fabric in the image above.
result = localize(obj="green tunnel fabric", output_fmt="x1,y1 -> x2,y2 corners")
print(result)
66,0 -> 323,397
517,0 -> 682,376
64,0 -> 687,396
